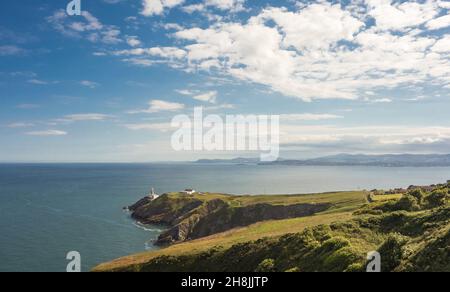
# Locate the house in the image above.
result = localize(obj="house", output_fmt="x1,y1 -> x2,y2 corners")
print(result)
183,189 -> 196,195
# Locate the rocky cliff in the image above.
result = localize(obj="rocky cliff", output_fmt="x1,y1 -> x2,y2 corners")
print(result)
129,193 -> 332,246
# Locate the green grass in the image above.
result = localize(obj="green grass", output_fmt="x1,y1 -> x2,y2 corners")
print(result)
94,211 -> 355,272
167,190 -> 368,210
371,194 -> 404,202
93,188 -> 449,272
93,191 -> 367,272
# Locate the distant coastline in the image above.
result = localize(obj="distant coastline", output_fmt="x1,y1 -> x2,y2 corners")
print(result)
195,154 -> 450,167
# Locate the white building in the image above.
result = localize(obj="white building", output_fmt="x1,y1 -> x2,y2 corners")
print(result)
148,188 -> 159,200
183,189 -> 196,195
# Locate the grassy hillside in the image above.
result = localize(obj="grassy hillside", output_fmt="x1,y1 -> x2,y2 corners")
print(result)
94,191 -> 367,271
93,187 -> 449,272
129,191 -> 366,246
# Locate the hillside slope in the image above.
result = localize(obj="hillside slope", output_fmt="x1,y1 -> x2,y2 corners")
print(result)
94,186 -> 449,272
128,192 -> 361,246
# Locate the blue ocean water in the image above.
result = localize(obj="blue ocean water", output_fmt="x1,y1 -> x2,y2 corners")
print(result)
1,163 -> 450,272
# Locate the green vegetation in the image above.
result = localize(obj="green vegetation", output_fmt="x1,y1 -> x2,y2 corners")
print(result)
130,191 -> 366,246
94,186 -> 449,272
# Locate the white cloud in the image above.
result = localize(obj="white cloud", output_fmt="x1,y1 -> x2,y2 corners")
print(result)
278,124 -> 450,153
255,5 -> 364,51
93,52 -> 107,56
176,89 -> 195,95
101,29 -> 122,44
124,122 -> 172,131
141,0 -> 185,16
129,100 -> 185,113
174,7 -> 362,100
102,0 -> 125,4
280,114 -> 344,121
114,47 -> 187,68
80,80 -> 100,88
370,98 -> 393,103
432,35 -> 450,52
205,0 -> 246,11
53,114 -> 112,123
203,103 -> 235,111
0,45 -> 26,56
163,23 -> 184,30
183,0 -> 246,13
426,14 -> 450,30
9,71 -> 37,78
366,0 -> 439,31
27,79 -> 49,85
7,122 -> 34,128
175,89 -> 218,103
47,10 -> 122,44
439,1 -> 450,9
126,36 -> 142,47
147,47 -> 187,58
193,91 -> 218,103
122,58 -> 156,67
16,103 -> 40,109
113,47 -> 186,59
156,1 -> 450,101
182,4 -> 205,14
26,130 -> 67,136
101,1 -> 450,103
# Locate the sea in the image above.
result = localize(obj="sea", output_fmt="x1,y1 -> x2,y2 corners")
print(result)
1,163 -> 450,272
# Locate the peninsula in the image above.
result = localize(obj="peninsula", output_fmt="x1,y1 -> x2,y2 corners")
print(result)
94,183 -> 449,272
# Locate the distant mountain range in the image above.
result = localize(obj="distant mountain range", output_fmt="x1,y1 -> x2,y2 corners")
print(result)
196,154 -> 450,167
195,157 -> 261,164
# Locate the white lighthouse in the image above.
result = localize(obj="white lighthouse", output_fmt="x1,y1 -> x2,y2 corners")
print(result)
148,187 -> 159,200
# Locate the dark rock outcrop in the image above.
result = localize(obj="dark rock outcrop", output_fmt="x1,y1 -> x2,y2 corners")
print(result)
130,194 -> 203,225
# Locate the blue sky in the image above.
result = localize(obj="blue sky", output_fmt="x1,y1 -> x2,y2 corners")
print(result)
0,0 -> 450,162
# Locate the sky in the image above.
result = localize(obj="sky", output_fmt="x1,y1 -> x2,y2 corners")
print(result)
0,0 -> 450,162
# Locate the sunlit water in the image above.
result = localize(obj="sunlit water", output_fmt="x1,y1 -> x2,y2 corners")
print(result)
1,163 -> 449,271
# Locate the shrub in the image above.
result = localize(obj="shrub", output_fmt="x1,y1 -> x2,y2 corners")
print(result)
378,233 -> 408,272
255,259 -> 276,272
345,262 -> 365,272
408,189 -> 425,204
426,189 -> 448,208
395,195 -> 420,211
323,246 -> 361,272
319,237 -> 350,254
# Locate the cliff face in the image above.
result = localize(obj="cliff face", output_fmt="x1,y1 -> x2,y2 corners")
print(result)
129,193 -> 332,246
189,202 -> 331,240
156,198 -> 228,245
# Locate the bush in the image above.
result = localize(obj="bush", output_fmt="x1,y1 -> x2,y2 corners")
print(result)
378,233 -> 408,272
408,189 -> 425,204
255,259 -> 276,272
319,237 -> 350,254
323,246 -> 361,272
426,189 -> 448,208
345,262 -> 365,272
395,195 -> 420,211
